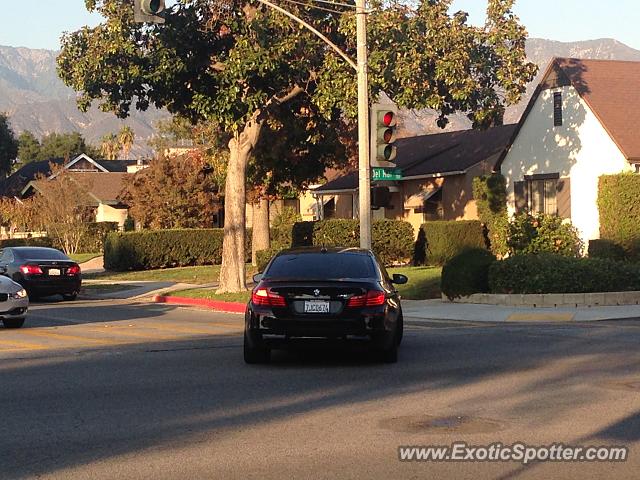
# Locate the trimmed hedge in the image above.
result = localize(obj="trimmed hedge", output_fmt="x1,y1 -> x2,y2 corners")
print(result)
441,248 -> 496,300
290,219 -> 414,265
418,220 -> 486,266
75,222 -> 119,253
507,213 -> 583,257
104,229 -> 251,271
598,173 -> 640,260
0,237 -> 54,248
588,239 -> 627,262
256,247 -> 282,272
473,174 -> 509,257
489,253 -> 640,294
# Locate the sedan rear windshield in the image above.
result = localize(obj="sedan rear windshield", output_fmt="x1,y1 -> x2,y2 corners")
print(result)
13,248 -> 69,261
265,253 -> 377,280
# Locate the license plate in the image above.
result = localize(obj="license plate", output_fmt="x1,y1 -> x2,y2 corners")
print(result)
48,268 -> 61,276
304,300 -> 330,313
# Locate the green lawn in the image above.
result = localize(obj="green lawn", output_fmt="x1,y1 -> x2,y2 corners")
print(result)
70,253 -> 101,264
168,266 -> 442,302
82,284 -> 138,294
84,264 -> 256,285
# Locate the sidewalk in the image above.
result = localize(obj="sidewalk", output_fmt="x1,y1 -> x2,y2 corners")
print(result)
402,299 -> 640,322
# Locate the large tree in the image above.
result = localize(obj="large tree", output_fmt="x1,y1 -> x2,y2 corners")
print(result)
58,0 -> 536,292
0,113 -> 18,177
17,131 -> 41,164
38,132 -> 99,161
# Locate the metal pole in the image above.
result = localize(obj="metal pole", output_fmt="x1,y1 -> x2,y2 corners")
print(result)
356,0 -> 371,249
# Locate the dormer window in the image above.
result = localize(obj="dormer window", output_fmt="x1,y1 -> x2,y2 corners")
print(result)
553,92 -> 563,127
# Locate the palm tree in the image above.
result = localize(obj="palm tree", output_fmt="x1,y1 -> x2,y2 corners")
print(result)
118,125 -> 135,158
100,133 -> 120,160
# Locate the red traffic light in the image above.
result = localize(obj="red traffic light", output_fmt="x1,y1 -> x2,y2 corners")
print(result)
382,111 -> 394,127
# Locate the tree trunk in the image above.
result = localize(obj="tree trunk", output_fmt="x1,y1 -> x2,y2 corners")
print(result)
217,120 -> 263,293
251,197 -> 271,266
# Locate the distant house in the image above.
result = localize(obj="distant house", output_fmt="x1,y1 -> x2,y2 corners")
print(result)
499,58 -> 640,245
312,124 -> 517,234
0,154 -> 141,230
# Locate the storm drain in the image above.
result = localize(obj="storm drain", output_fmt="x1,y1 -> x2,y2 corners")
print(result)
379,414 -> 505,434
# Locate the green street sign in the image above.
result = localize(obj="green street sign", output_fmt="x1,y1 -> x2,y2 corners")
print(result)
372,167 -> 402,181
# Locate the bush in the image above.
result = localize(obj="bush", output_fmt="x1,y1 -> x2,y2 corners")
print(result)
0,237 -> 54,248
256,247 -> 282,272
489,253 -> 640,294
289,219 -> 414,265
75,222 -> 119,253
418,220 -> 486,266
598,173 -> 640,260
441,248 -> 497,300
473,174 -> 509,257
588,239 -> 627,262
271,225 -> 294,249
507,213 -> 583,257
104,229 -> 251,271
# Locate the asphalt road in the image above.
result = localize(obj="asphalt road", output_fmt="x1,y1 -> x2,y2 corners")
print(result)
1,299 -> 640,479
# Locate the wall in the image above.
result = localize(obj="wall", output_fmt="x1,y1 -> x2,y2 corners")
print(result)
501,85 -> 633,243
96,204 -> 128,228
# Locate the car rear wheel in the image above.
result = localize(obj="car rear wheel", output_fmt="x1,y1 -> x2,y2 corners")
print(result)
2,318 -> 25,329
62,292 -> 78,301
396,312 -> 404,346
378,322 -> 399,364
243,332 -> 271,364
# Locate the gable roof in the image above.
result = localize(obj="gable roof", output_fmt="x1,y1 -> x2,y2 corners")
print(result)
498,57 -> 640,168
314,124 -> 517,193
25,172 -> 129,206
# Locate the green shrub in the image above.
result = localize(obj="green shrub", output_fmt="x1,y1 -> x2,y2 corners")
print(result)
289,219 -> 414,265
256,247 -> 282,272
271,225 -> 294,249
441,248 -> 497,300
74,222 -> 119,253
0,237 -> 54,248
473,174 -> 509,257
104,229 -> 251,271
598,173 -> 640,260
588,239 -> 627,262
489,253 -> 640,294
507,213 -> 583,257
418,220 -> 486,266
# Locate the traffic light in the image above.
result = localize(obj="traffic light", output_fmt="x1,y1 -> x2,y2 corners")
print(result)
370,103 -> 398,168
371,186 -> 392,209
134,0 -> 166,23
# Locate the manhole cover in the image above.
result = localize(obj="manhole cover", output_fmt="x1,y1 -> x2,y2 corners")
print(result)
379,414 -> 505,434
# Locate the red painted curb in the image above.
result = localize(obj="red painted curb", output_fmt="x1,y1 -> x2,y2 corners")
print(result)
153,295 -> 246,314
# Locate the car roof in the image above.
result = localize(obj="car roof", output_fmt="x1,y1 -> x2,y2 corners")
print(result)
11,247 -> 61,252
276,247 -> 373,256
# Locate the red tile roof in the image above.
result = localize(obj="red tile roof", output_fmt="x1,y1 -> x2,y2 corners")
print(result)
555,58 -> 640,160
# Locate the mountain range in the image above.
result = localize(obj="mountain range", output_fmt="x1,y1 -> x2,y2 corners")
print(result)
1,38 -> 640,155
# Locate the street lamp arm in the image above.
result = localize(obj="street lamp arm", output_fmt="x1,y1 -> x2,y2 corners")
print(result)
255,0 -> 358,71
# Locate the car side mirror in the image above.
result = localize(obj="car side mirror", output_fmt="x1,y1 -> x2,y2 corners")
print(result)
252,273 -> 264,283
391,273 -> 408,285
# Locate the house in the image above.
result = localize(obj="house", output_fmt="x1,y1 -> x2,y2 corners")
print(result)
311,124 -> 517,234
0,154 -> 138,231
499,58 -> 640,245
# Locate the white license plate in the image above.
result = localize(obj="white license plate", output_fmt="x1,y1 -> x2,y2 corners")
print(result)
304,300 -> 330,313
48,269 -> 61,276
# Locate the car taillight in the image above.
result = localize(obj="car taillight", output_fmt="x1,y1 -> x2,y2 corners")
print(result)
251,287 -> 286,307
347,290 -> 386,307
20,265 -> 43,275
67,265 -> 81,276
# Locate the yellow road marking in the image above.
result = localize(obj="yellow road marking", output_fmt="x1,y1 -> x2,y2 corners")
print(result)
0,338 -> 48,350
82,327 -> 177,341
17,329 -> 121,345
148,323 -> 242,336
506,313 -> 575,322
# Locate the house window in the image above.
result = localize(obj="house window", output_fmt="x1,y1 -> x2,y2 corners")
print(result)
527,175 -> 558,215
422,189 -> 444,221
635,164 -> 640,174
553,92 -> 563,127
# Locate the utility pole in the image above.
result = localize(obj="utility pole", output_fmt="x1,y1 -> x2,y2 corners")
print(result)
355,0 -> 371,250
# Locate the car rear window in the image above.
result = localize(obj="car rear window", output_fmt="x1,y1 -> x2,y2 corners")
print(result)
265,253 -> 377,279
13,248 -> 69,261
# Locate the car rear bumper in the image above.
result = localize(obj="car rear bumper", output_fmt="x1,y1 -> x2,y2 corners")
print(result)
20,277 -> 81,296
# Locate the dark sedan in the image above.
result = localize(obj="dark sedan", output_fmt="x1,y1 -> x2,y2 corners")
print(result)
0,247 -> 82,300
244,247 -> 407,364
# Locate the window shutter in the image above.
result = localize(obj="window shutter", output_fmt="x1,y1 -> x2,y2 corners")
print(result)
556,177 -> 571,219
514,181 -> 527,213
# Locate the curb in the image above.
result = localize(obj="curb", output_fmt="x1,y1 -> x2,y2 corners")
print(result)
444,291 -> 640,307
152,295 -> 246,314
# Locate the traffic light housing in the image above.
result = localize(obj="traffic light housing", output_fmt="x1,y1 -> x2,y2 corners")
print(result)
370,104 -> 398,168
134,0 -> 166,23
371,186 -> 392,209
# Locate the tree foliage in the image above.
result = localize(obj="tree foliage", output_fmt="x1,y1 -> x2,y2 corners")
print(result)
58,0 -> 536,291
17,131 -> 41,164
0,113 -> 18,177
17,130 -> 100,164
119,153 -> 220,229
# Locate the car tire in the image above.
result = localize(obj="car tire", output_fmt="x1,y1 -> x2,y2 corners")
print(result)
62,292 -> 78,301
2,318 -> 25,329
396,311 -> 404,346
378,322 -> 399,364
243,332 -> 270,364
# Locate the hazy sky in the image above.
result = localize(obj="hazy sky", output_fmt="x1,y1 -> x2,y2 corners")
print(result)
1,0 -> 639,51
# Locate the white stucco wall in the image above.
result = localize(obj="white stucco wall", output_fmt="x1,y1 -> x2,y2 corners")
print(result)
96,204 -> 128,228
501,85 -> 633,243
